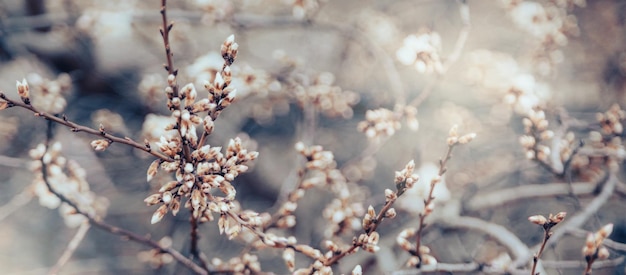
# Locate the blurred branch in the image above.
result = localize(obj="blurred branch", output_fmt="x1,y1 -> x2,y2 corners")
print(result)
437,216 -> 533,269
0,188 -> 33,222
542,256 -> 624,269
49,222 -> 91,275
466,182 -> 595,212
0,155 -> 29,168
391,257 -> 624,275
392,262 -> 529,275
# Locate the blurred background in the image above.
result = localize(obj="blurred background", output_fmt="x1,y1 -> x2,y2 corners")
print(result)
0,0 -> 625,274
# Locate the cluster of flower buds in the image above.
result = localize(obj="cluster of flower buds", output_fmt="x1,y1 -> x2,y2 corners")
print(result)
293,260 -> 332,275
578,105 -> 626,173
29,142 -> 109,228
357,108 -> 402,139
211,253 -> 262,274
145,137 -> 258,224
394,160 -> 419,196
287,0 -> 323,20
519,109 -> 553,161
396,228 -> 437,269
356,231 -> 380,253
528,211 -> 566,230
597,104 -> 625,135
583,223 -> 613,263
323,198 -> 364,236
446,124 -> 477,146
137,237 -> 174,268
28,73 -> 72,114
293,72 -> 360,119
358,104 -> 420,140
396,30 -> 443,74
501,0 -> 584,75
142,35 -> 260,229
294,142 -> 363,236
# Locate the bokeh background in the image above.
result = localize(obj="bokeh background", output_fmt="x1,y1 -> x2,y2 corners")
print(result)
0,0 -> 625,274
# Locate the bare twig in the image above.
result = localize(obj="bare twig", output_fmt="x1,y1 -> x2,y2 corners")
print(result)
514,173 -> 618,269
414,144 -> 456,265
0,155 -> 29,168
0,188 -> 33,222
0,93 -> 173,162
37,120 -> 207,274
543,257 -> 624,270
49,222 -> 91,275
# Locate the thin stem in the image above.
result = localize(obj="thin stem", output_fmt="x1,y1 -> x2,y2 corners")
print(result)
0,93 -> 173,162
531,228 -> 551,275
38,123 -> 207,274
49,222 -> 91,275
160,0 -> 178,86
584,260 -> 593,275
415,144 -> 455,265
190,209 -> 210,271
323,189 -> 400,267
517,173 -> 617,269
0,188 -> 33,222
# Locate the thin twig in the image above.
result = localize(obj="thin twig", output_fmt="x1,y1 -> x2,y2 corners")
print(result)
49,222 -> 91,275
0,155 -> 29,168
190,209 -> 210,271
414,144 -> 456,265
514,173 -> 618,269
38,121 -> 207,274
0,93 -> 173,162
0,188 -> 33,222
322,195 -> 399,267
